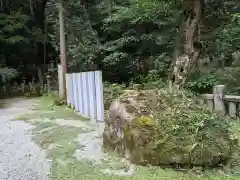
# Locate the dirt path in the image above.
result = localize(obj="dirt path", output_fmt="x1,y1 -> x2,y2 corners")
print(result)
0,98 -> 51,180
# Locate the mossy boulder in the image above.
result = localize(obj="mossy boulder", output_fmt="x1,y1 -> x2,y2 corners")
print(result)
103,88 -> 238,167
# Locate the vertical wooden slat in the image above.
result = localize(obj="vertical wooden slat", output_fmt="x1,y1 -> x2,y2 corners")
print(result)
71,73 -> 74,109
73,73 -> 78,110
80,73 -> 85,114
88,71 -> 97,121
85,72 -> 90,116
77,73 -> 82,113
76,73 -> 80,112
229,102 -> 237,117
75,73 -> 80,112
79,73 -> 85,115
66,71 -> 104,122
82,72 -> 89,116
70,74 -> 74,108
95,71 -> 104,122
68,74 -> 72,108
65,74 -> 70,106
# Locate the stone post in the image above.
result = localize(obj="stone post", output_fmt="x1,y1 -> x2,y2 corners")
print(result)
213,85 -> 225,115
21,77 -> 26,93
46,75 -> 51,94
21,82 -> 25,93
133,84 -> 142,91
29,82 -> 32,91
229,102 -> 237,117
32,77 -> 36,91
44,84 -> 47,92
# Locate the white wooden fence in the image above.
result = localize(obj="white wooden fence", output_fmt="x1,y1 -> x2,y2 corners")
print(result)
65,71 -> 104,122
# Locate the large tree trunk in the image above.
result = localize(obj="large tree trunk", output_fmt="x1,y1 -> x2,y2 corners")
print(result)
59,0 -> 68,99
170,0 -> 203,88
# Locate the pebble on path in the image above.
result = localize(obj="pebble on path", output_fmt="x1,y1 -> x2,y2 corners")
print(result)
0,98 -> 51,180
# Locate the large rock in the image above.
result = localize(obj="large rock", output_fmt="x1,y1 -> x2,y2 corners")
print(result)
103,88 -> 238,167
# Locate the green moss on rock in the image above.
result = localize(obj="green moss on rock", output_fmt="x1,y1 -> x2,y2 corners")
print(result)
132,116 -> 155,127
103,88 -> 238,168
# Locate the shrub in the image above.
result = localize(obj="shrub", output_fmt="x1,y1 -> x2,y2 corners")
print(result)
187,71 -> 219,94
103,88 -> 238,167
103,82 -> 125,109
132,70 -> 167,90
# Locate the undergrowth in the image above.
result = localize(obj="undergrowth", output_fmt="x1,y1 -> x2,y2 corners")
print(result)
16,94 -> 240,180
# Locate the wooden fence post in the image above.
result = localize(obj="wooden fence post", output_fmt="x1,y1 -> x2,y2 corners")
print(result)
213,85 -> 225,114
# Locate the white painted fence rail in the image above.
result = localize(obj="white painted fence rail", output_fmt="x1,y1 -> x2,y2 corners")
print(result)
66,71 -> 104,122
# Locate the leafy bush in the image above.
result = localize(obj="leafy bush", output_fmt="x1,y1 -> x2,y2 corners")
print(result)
104,88 -> 238,168
96,0 -> 178,83
218,51 -> 240,94
103,82 -> 126,109
216,13 -> 240,58
150,89 -> 238,166
187,71 -> 219,94
132,70 -> 167,90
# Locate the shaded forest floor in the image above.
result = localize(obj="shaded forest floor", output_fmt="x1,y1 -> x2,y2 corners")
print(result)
15,95 -> 240,180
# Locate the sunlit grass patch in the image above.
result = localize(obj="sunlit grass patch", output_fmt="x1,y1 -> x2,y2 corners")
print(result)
17,95 -> 87,122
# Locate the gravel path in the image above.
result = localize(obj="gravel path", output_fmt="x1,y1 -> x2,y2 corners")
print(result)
0,98 -> 51,180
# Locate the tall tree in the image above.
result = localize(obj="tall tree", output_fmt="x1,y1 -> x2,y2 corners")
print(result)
171,0 -> 203,88
170,0 -> 239,88
59,0 -> 67,99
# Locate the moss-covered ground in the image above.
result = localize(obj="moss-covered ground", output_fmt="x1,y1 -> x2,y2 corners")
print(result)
17,95 -> 240,180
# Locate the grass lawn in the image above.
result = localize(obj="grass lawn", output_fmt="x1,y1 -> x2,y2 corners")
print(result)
17,94 -> 87,121
17,95 -> 240,180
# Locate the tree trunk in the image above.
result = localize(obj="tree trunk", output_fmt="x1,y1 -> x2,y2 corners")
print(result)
170,0 -> 203,88
59,0 -> 67,99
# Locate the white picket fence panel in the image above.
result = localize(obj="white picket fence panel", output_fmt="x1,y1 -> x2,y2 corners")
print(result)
66,71 -> 104,122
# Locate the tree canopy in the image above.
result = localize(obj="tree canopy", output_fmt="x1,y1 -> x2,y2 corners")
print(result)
0,0 -> 239,93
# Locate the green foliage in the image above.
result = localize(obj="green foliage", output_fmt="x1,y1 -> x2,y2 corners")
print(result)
188,10 -> 240,94
151,88 -> 238,166
214,52 -> 240,94
133,70 -> 167,89
104,82 -> 125,109
107,88 -> 238,168
0,7 -> 47,82
46,0 -> 100,71
0,11 -> 29,44
140,70 -> 161,83
0,10 -> 44,45
187,71 -> 219,94
213,13 -> 240,63
97,0 -> 177,82
219,13 -> 240,51
0,67 -> 18,84
0,0 -> 240,95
